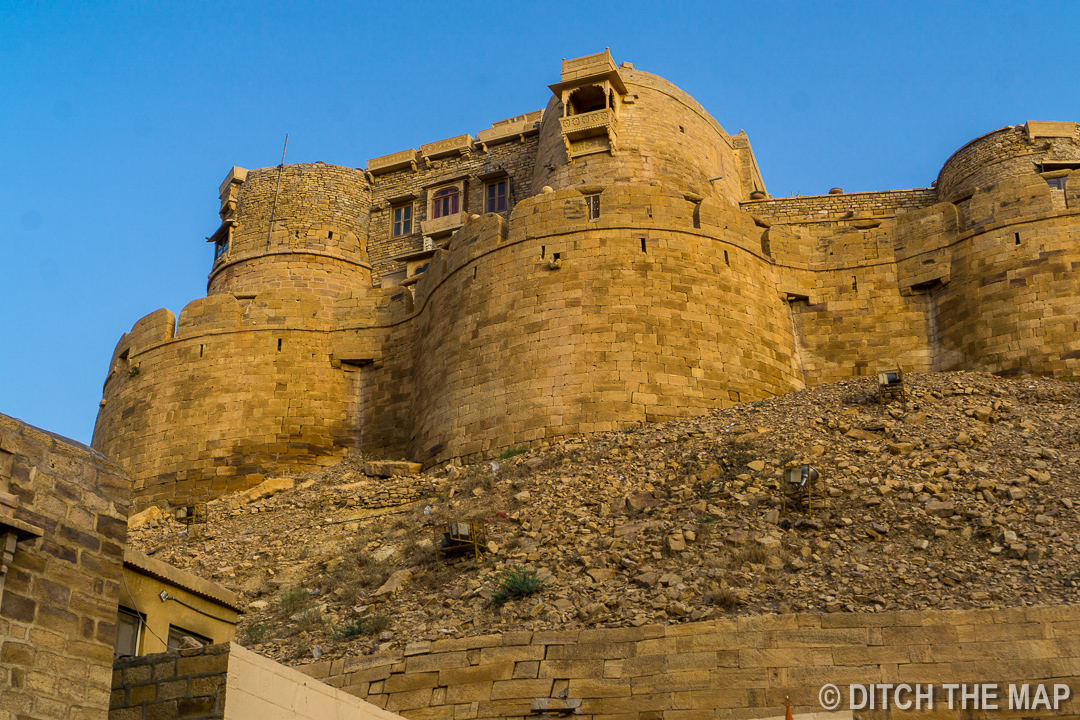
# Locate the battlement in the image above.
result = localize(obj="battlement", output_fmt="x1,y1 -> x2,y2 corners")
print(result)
91,51 -> 1080,508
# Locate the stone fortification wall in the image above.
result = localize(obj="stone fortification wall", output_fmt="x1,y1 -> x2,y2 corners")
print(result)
402,183 -> 801,464
300,605 -> 1080,719
208,163 -> 372,300
0,414 -> 131,720
533,69 -> 753,206
934,175 -> 1080,378
766,170 -> 1080,386
92,292 -> 358,509
111,643 -> 230,719
743,189 -> 937,225
88,46 -> 1080,509
935,122 -> 1080,202
330,286 -> 418,460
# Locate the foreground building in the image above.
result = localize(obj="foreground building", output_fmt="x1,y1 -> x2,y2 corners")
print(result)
0,412 -> 401,720
90,51 -> 1080,508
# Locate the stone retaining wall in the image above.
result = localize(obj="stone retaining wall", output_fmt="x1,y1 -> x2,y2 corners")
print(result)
300,605 -> 1080,720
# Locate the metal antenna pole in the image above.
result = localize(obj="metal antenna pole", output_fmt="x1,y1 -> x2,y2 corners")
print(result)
266,133 -> 289,249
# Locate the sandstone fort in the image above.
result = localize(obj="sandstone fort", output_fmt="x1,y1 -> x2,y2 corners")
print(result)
90,51 -> 1080,509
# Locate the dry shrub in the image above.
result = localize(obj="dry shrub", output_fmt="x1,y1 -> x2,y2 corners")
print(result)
732,544 -> 771,566
710,587 -> 740,610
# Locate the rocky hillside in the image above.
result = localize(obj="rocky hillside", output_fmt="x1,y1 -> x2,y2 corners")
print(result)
127,371 -> 1080,668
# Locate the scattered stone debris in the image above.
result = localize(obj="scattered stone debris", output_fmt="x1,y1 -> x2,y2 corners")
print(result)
129,371 -> 1080,668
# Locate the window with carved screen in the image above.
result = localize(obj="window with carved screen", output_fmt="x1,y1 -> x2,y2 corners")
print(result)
431,187 -> 460,219
485,179 -> 508,213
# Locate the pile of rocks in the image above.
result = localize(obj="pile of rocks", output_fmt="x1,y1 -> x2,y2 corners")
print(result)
129,371 -> 1080,668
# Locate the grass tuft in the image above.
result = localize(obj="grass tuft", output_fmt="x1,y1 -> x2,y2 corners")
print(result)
491,565 -> 544,606
497,445 -> 529,459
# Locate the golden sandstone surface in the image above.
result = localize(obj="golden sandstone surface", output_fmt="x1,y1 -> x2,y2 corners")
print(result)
90,51 -> 1080,510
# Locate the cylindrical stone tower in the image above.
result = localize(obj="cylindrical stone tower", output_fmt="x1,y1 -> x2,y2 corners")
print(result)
208,162 -> 372,300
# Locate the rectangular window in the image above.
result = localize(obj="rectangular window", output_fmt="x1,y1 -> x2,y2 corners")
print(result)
1046,176 -> 1067,190
586,194 -> 600,221
392,204 -> 412,237
431,188 -> 460,219
168,625 -> 212,651
114,607 -> 144,657
486,180 -> 508,213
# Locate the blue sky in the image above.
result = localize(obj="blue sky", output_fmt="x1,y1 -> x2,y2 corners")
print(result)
2,1 -> 1078,445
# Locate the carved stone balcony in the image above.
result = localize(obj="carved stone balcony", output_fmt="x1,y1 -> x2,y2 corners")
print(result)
560,108 -> 615,138
559,108 -> 618,160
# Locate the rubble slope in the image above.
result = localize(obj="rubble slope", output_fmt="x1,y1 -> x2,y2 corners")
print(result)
127,371 -> 1080,668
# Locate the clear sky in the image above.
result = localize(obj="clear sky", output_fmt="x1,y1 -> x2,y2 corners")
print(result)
2,1 -> 1078,445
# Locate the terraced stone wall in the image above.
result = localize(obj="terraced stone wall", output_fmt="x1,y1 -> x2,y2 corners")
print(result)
301,605 -> 1080,720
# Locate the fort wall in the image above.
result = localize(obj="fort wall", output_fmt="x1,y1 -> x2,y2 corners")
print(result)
88,50 -> 1080,508
299,605 -> 1080,720
91,295 -> 358,508
934,177 -> 1080,378
404,184 -> 800,464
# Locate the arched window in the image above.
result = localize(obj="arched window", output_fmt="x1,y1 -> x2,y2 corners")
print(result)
431,187 -> 460,219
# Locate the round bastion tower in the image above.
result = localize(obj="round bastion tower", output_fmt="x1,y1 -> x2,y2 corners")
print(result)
93,163 -> 373,508
531,52 -> 765,204
209,163 -> 372,301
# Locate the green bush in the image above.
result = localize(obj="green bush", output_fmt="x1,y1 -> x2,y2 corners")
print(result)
237,620 -> 271,646
291,608 -> 323,635
276,587 -> 311,616
497,445 -> 529,459
331,612 -> 391,639
491,565 -> 544,606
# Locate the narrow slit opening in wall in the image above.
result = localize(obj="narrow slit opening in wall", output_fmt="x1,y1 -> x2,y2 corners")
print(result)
541,245 -> 545,258
724,250 -> 729,266
277,339 -> 282,352
1015,232 -> 1021,246
200,345 -> 203,358
852,276 -> 858,291
328,231 -> 333,240
640,238 -> 647,253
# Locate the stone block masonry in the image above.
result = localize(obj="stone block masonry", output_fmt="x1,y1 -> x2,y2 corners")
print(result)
89,50 -> 1080,508
110,643 -> 405,720
110,643 -> 230,719
0,413 -> 132,720
301,605 -> 1080,719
